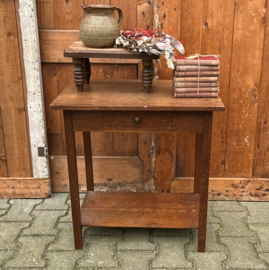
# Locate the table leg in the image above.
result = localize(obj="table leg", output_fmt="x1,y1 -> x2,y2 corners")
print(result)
83,58 -> 91,85
63,110 -> 83,249
73,58 -> 84,92
142,60 -> 154,93
83,132 -> 94,191
194,112 -> 213,252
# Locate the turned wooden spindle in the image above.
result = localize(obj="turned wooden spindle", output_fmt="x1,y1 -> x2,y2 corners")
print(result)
73,58 -> 84,92
142,60 -> 154,93
83,58 -> 91,84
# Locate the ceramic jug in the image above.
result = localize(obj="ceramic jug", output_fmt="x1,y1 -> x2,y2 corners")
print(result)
79,4 -> 123,48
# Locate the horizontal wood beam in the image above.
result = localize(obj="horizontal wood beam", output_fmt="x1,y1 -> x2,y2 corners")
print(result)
0,178 -> 50,198
171,177 -> 269,201
50,156 -> 144,192
39,30 -> 141,64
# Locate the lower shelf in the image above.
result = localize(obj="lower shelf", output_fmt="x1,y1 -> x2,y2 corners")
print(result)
81,191 -> 200,229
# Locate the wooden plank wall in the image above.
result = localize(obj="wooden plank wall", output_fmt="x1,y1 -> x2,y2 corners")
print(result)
32,0 -> 269,200
0,0 -> 50,198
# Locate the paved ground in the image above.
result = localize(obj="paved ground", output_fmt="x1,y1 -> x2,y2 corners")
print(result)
0,193 -> 269,270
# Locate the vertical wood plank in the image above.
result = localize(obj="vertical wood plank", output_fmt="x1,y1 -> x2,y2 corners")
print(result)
201,0 -> 235,177
42,64 -> 66,156
225,0 -> 266,178
137,0 -> 153,29
180,0 -> 204,55
176,133 -> 195,177
153,0 -> 182,79
175,0 -> 204,177
0,0 -> 31,177
0,108 -> 7,177
253,0 -> 269,178
154,133 -> 177,193
112,133 -> 138,156
53,0 -> 83,30
111,0 -> 137,30
138,133 -> 153,190
36,0 -> 55,29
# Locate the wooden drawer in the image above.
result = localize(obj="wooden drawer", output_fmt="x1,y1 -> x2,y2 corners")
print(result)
102,111 -> 173,127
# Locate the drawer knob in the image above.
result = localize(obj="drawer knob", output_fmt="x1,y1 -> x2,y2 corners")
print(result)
134,116 -> 141,123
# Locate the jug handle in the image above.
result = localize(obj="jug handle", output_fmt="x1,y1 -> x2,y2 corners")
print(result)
115,7 -> 123,27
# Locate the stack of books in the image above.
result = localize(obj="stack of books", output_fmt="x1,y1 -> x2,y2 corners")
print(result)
173,56 -> 220,98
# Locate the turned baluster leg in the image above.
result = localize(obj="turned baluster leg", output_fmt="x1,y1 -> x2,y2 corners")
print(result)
83,58 -> 91,84
151,62 -> 155,80
142,59 -> 154,93
73,58 -> 84,92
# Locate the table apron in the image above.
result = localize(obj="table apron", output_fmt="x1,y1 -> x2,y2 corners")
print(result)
71,111 -> 205,133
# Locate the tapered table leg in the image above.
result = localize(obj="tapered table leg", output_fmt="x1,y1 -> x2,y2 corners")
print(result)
83,132 -> 94,191
142,59 -> 154,93
194,112 -> 213,252
63,110 -> 83,249
73,58 -> 84,92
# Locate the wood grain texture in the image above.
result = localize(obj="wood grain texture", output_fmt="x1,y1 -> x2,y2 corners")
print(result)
253,1 -> 269,178
194,112 -> 212,251
50,156 -> 144,192
175,0 -> 204,177
39,30 -> 142,64
111,0 -> 137,30
137,0 -> 153,29
0,0 -> 31,177
81,191 -> 200,228
154,133 -> 177,192
0,108 -> 7,177
50,80 -> 225,111
53,0 -> 83,30
112,133 -> 138,156
225,0 -> 266,178
171,177 -> 269,201
36,0 -> 55,29
0,178 -> 50,198
42,64 -> 66,156
202,0 -> 234,177
180,0 -> 203,55
64,110 -> 83,249
153,0 -> 181,79
138,133 -> 153,189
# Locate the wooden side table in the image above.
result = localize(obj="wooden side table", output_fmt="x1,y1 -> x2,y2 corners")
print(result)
64,41 -> 159,93
50,80 -> 224,252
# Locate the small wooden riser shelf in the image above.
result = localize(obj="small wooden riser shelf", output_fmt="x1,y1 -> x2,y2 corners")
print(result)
81,191 -> 200,228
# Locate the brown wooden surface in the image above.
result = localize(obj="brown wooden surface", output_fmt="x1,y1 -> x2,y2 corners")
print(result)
0,178 -> 50,199
81,191 -> 200,228
171,177 -> 269,201
194,112 -> 212,252
34,0 -> 269,202
63,111 -> 83,249
64,41 -> 159,60
224,0 -> 266,178
253,0 -> 269,178
0,0 -> 31,177
0,108 -> 7,177
50,156 -> 144,192
83,132 -> 94,191
50,80 -> 225,111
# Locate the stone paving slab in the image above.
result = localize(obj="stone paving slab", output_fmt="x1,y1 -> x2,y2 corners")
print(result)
0,199 -> 10,209
0,195 -> 269,270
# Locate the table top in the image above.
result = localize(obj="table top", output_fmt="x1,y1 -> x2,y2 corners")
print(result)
64,41 -> 160,60
50,80 -> 225,112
